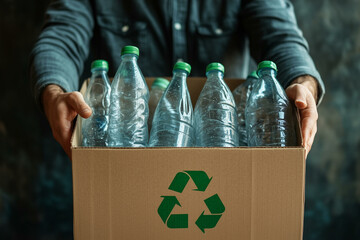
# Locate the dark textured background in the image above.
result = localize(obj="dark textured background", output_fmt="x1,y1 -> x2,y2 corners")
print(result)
0,0 -> 359,239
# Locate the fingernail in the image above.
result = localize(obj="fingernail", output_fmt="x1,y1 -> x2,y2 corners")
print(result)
296,100 -> 306,105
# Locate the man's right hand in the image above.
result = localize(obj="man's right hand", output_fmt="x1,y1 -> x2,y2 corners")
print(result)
42,84 -> 92,158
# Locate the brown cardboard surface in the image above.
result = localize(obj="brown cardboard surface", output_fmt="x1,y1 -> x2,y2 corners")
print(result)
72,147 -> 304,240
71,78 -> 306,240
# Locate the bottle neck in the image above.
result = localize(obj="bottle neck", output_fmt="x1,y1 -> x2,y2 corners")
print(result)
206,70 -> 224,80
257,68 -> 277,79
91,69 -> 108,74
120,53 -> 138,62
172,69 -> 189,80
91,69 -> 108,78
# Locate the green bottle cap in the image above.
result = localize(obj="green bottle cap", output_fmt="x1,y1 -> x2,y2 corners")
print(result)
121,46 -> 139,56
173,61 -> 191,74
152,78 -> 170,89
206,62 -> 225,74
247,70 -> 258,79
257,60 -> 278,72
91,60 -> 109,72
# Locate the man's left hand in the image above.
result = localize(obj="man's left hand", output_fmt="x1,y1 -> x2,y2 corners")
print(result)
285,75 -> 319,158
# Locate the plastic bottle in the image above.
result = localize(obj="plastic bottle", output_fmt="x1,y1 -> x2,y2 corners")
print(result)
148,78 -> 170,133
194,62 -> 239,147
81,60 -> 111,146
246,60 -> 297,146
232,71 -> 258,146
149,62 -> 194,147
108,46 -> 149,147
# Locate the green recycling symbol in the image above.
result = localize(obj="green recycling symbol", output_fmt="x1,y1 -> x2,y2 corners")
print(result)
157,171 -> 225,233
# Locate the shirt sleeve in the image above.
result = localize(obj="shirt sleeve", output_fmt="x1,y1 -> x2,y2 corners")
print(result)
240,0 -> 325,105
29,0 -> 94,110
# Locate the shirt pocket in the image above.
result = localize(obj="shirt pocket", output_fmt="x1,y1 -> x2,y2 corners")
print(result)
194,18 -> 238,67
96,16 -> 149,70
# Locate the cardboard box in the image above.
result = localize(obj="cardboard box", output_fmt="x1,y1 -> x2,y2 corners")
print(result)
71,78 -> 305,240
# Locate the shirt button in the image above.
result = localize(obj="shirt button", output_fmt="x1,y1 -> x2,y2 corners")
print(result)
122,25 -> 129,33
174,23 -> 182,30
215,28 -> 223,35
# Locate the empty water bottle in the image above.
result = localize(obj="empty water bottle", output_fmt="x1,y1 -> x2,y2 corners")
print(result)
246,61 -> 297,146
108,46 -> 149,147
149,62 -> 194,147
232,71 -> 258,146
81,60 -> 111,146
194,63 -> 239,147
148,78 -> 170,132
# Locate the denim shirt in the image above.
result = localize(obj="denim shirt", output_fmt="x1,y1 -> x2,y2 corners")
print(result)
29,0 -> 325,108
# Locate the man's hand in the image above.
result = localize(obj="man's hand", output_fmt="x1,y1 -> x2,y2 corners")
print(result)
285,76 -> 319,158
42,84 -> 92,158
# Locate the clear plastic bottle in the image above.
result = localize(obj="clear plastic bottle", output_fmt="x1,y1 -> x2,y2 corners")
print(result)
81,60 -> 111,146
148,78 -> 170,133
149,62 -> 194,147
194,62 -> 239,147
108,46 -> 149,147
232,71 -> 258,146
246,61 -> 297,146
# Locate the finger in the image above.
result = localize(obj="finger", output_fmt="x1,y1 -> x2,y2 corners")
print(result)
305,124 -> 317,159
300,99 -> 318,142
300,110 -> 317,146
286,84 -> 307,109
67,92 -> 92,118
293,86 -> 317,146
287,83 -> 318,157
301,116 -> 311,147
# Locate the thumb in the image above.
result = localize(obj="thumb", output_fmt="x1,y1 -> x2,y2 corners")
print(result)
67,92 -> 92,118
286,84 -> 308,109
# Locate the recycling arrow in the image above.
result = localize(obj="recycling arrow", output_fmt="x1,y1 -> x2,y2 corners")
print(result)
158,196 -> 181,223
158,170 -> 225,233
185,171 -> 213,191
195,194 -> 226,233
168,172 -> 190,193
168,170 -> 212,193
167,214 -> 188,228
195,211 -> 222,233
204,194 -> 225,214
